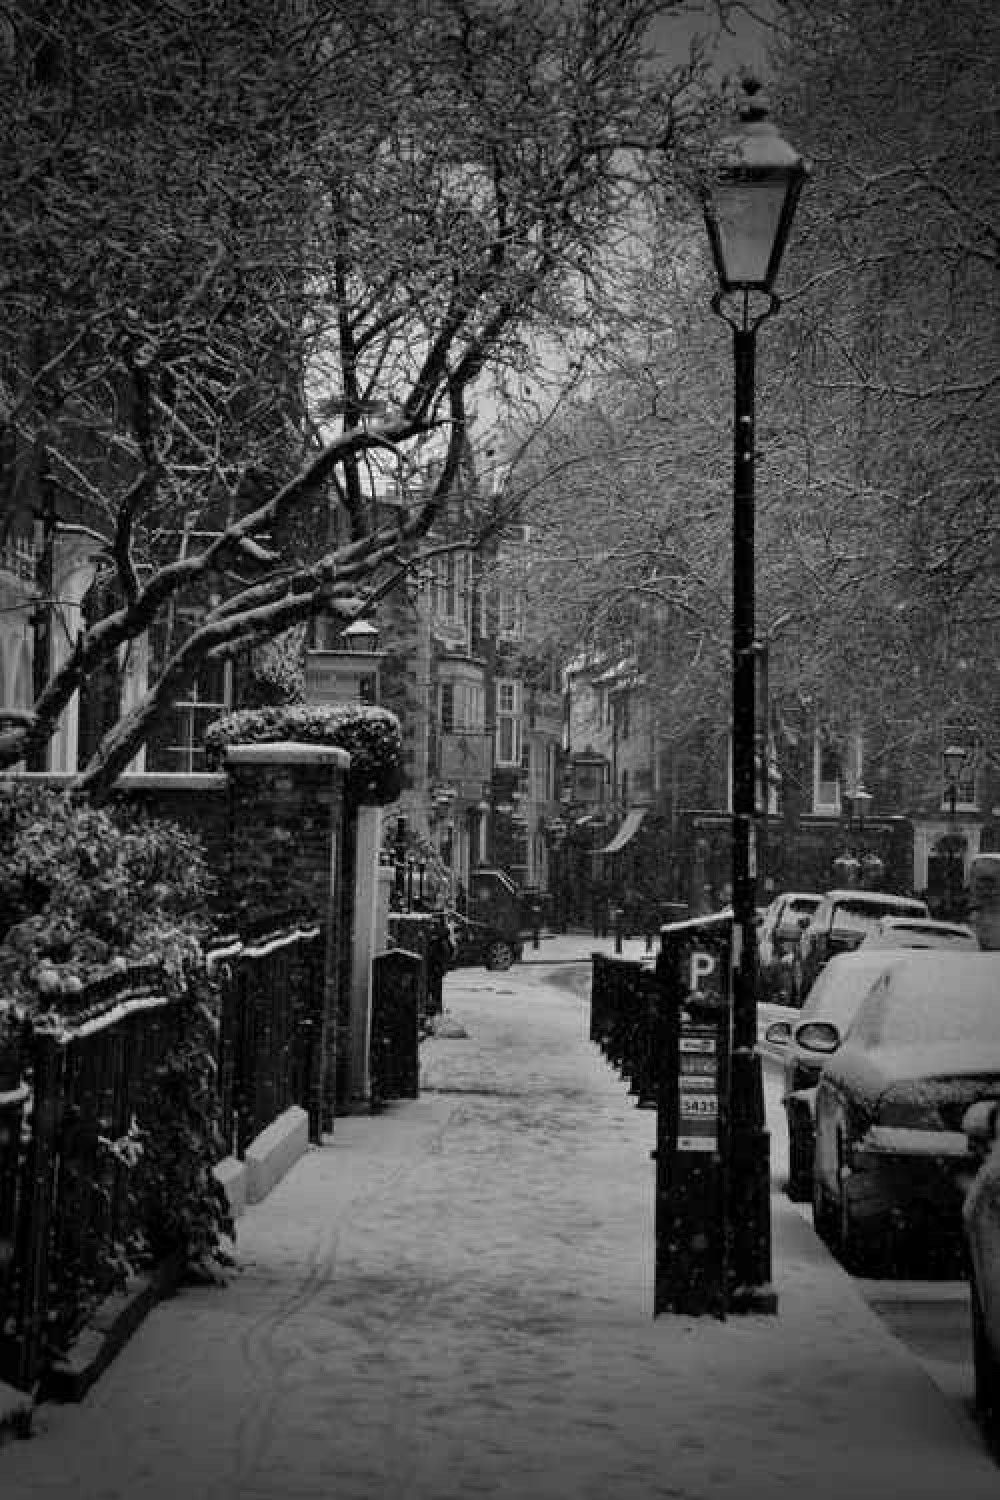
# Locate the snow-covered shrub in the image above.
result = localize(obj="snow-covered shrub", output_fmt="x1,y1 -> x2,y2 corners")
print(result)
0,781 -> 212,1016
204,702 -> 404,805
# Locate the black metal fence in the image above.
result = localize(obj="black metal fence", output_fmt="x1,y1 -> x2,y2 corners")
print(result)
590,953 -> 661,1108
211,926 -> 324,1154
369,949 -> 421,1111
0,963 -> 184,1392
0,923 -> 326,1395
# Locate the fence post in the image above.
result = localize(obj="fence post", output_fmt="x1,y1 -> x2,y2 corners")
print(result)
12,1031 -> 64,1391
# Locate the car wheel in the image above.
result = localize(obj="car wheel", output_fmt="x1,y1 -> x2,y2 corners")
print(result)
485,940 -> 514,971
971,1273 -> 1000,1450
836,1138 -> 879,1275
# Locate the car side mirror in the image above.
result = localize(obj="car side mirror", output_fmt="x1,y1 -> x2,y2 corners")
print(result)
962,1099 -> 1000,1157
765,1020 -> 793,1046
794,1020 -> 841,1054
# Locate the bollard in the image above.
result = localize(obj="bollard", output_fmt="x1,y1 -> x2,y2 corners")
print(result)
614,908 -> 623,955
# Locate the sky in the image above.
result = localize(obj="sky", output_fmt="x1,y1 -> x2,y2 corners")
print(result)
478,3 -> 780,470
651,0 -> 776,81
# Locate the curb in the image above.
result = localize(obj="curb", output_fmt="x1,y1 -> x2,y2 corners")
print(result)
41,1251 -> 184,1404
0,1379 -> 34,1446
11,1109 -> 312,1415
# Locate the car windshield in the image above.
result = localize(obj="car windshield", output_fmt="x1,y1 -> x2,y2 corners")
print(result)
853,956 -> 1000,1048
830,897 -> 926,939
778,896 -> 819,927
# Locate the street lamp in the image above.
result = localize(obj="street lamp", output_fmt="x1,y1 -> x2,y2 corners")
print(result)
942,745 -> 968,915
702,78 -> 808,1309
848,784 -> 877,887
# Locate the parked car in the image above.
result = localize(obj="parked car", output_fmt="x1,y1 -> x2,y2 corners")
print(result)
792,888 -> 929,1004
859,915 -> 978,952
811,952 -> 1000,1272
445,909 -> 522,971
756,890 -> 822,1003
765,949 -> 910,1201
961,1096 -> 1000,1450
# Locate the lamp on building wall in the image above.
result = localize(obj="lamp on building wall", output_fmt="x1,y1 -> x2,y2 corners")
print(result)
701,76 -> 808,1310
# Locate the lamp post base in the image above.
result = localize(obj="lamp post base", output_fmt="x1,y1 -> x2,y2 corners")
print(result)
728,1050 -> 777,1314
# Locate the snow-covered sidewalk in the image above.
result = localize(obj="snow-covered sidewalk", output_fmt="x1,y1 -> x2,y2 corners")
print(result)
0,956 -> 996,1499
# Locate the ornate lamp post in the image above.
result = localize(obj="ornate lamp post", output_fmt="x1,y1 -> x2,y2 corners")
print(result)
850,783 -> 873,882
702,78 -> 808,1306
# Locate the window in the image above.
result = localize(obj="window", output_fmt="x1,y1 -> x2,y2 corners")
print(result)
167,666 -> 232,773
440,678 -> 484,733
941,729 -> 978,811
440,682 -> 455,733
813,732 -> 842,814
496,586 -> 524,641
495,678 -> 522,766
432,552 -> 469,626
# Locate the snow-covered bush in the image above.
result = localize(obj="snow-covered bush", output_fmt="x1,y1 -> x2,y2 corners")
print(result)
0,781 -> 212,1016
204,702 -> 404,805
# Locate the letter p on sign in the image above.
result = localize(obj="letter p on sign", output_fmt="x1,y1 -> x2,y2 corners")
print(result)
689,950 -> 716,992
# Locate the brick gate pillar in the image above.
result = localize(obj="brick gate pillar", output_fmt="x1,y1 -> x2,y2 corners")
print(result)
224,742 -> 350,1134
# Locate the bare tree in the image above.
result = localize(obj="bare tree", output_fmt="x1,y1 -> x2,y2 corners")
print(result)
767,0 -> 1000,758
0,0 -> 712,794
512,0 -> 1000,783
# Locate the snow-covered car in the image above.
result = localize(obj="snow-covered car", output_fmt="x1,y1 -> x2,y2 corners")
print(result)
792,888 -> 929,1004
756,890 -> 822,1003
961,1096 -> 1000,1450
764,949 -> 910,1202
859,916 -> 979,953
811,951 -> 1000,1272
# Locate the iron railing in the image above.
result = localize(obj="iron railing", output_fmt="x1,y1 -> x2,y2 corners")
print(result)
0,923 -> 325,1393
0,963 -> 182,1391
210,926 -> 323,1154
590,953 -> 661,1108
